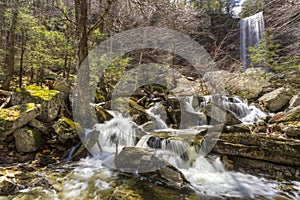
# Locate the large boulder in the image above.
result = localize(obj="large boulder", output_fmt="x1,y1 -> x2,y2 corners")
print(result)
258,87 -> 292,112
11,85 -> 62,122
114,147 -> 190,190
52,117 -> 79,142
13,127 -> 41,153
205,70 -> 271,101
0,103 -> 42,140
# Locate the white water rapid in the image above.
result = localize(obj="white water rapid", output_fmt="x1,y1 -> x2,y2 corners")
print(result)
27,97 -> 296,199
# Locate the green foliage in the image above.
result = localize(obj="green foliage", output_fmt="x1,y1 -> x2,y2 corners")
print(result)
239,0 -> 263,18
248,31 -> 300,72
95,55 -> 131,102
248,31 -> 280,68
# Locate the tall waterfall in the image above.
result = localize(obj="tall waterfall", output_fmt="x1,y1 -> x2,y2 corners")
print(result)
240,12 -> 265,68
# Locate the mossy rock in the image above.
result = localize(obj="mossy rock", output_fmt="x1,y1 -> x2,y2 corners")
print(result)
53,117 -> 81,142
0,103 -> 42,140
12,85 -> 62,122
13,127 -> 41,153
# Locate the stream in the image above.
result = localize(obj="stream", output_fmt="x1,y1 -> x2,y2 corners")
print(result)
1,96 -> 300,200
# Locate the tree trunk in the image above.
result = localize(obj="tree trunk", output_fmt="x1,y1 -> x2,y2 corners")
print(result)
2,8 -> 18,90
19,30 -> 26,88
74,0 -> 93,129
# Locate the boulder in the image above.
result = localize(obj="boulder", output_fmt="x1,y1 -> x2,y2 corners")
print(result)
53,117 -> 79,142
13,127 -> 41,153
205,70 -> 271,101
258,87 -> 292,112
114,147 -> 190,190
0,103 -> 42,140
11,85 -> 62,122
203,103 -> 242,126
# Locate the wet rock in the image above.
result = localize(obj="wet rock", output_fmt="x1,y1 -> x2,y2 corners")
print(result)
114,147 -> 190,190
13,127 -> 41,153
0,103 -> 42,140
258,87 -> 292,112
204,103 -> 242,126
277,121 -> 300,138
11,85 -> 62,122
109,188 -> 143,200
53,117 -> 79,142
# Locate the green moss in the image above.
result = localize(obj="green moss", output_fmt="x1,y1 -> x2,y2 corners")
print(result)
60,117 -> 75,130
16,85 -> 58,101
0,108 -> 21,121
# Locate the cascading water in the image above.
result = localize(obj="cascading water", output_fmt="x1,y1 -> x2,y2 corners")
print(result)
9,102 -> 298,199
193,95 -> 267,124
145,102 -> 169,129
240,12 -> 265,68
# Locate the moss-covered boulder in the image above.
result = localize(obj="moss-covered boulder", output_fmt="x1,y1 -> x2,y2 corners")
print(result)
13,127 -> 41,153
11,85 -> 62,122
0,103 -> 42,140
53,117 -> 79,142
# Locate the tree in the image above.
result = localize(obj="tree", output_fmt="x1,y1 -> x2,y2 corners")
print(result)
2,5 -> 18,90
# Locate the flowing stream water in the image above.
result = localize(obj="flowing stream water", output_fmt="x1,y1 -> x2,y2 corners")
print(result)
2,96 -> 300,199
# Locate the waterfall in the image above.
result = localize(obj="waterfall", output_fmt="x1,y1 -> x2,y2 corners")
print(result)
145,102 -> 169,129
90,113 -> 136,154
240,12 -> 265,68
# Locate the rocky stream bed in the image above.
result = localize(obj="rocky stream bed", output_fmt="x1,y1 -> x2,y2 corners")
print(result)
0,68 -> 300,199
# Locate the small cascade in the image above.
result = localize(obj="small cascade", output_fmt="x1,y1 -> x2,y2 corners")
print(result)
240,12 -> 265,68
90,113 -> 136,153
145,102 -> 168,129
199,95 -> 266,124
180,156 -> 277,198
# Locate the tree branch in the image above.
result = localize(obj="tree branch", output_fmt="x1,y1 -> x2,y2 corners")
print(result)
87,0 -> 116,36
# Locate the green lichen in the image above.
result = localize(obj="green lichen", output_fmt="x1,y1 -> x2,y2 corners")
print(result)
16,85 -> 58,101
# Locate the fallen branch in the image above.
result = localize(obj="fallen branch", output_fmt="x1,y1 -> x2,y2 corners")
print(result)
0,89 -> 12,96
